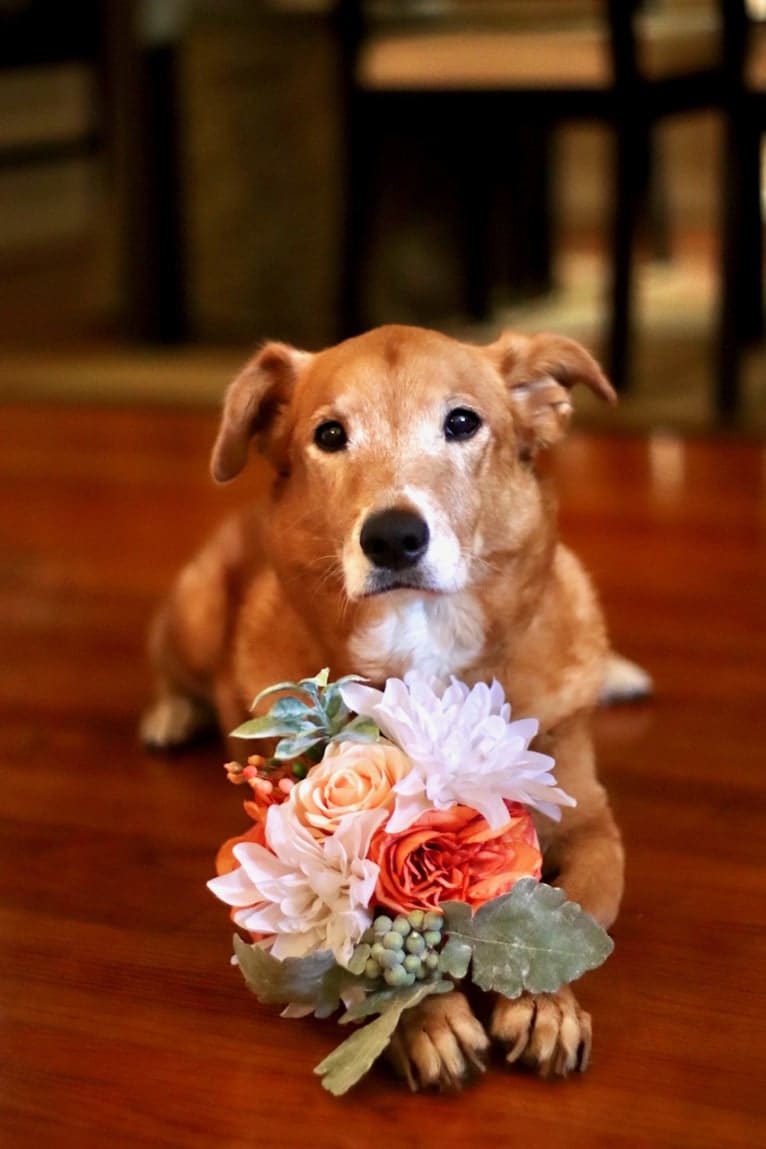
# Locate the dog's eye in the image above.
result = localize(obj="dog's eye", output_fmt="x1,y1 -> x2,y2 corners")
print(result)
313,420 -> 348,452
444,407 -> 482,441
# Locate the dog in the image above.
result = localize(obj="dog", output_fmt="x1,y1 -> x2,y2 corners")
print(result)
141,324 -> 635,1089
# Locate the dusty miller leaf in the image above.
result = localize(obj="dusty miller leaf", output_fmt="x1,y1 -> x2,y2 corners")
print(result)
339,977 -> 453,1023
442,879 -> 614,998
314,981 -> 450,1096
232,935 -> 357,1019
438,936 -> 472,980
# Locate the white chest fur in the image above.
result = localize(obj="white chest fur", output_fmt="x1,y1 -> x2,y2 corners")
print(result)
348,593 -> 486,683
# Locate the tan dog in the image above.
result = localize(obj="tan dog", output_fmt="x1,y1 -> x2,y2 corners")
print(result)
142,324 -> 628,1088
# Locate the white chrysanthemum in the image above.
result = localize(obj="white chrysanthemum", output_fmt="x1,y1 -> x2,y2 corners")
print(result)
341,672 -> 575,832
207,803 -> 384,967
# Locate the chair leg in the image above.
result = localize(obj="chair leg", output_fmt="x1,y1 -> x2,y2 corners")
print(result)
741,124 -> 764,345
715,111 -> 753,421
506,123 -> 555,299
646,131 -> 672,263
607,121 -> 645,391
455,111 -> 493,323
101,6 -> 188,343
338,90 -> 377,338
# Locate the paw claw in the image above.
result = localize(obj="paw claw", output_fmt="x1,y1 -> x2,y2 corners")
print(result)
387,991 -> 489,1092
490,986 -> 592,1078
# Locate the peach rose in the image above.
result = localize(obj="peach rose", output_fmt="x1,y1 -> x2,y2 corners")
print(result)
369,801 -> 542,914
287,739 -> 410,837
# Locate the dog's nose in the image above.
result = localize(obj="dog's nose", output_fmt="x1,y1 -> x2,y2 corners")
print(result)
360,509 -> 430,571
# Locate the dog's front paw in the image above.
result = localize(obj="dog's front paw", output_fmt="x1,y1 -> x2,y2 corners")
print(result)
599,652 -> 653,704
387,991 -> 490,1092
139,694 -> 215,749
490,986 -> 592,1077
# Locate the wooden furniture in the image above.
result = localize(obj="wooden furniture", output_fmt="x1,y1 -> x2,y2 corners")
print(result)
717,1 -> 765,416
0,0 -> 189,343
1,403 -> 764,1146
335,1 -> 758,416
101,0 -> 190,343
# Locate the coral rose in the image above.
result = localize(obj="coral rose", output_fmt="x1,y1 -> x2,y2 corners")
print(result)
287,739 -> 410,837
369,802 -> 542,914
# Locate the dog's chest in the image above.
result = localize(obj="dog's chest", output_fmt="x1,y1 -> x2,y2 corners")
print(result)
348,595 -> 485,682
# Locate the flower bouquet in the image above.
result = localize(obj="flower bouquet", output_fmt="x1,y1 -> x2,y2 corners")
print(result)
208,670 -> 613,1094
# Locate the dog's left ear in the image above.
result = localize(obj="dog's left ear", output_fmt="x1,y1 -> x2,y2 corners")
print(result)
485,331 -> 616,452
211,342 -> 313,482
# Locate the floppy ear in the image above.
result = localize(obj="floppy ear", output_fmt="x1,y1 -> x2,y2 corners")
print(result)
210,342 -> 312,482
485,331 -> 616,453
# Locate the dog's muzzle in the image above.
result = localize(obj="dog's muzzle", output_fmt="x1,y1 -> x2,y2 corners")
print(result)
359,508 -> 430,572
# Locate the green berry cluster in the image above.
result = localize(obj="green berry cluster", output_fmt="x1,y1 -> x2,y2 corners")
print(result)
354,910 -> 445,987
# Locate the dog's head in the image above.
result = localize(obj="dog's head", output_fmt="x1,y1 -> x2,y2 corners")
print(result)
211,325 -> 614,602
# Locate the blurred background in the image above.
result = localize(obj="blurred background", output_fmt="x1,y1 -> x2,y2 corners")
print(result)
0,0 -> 763,432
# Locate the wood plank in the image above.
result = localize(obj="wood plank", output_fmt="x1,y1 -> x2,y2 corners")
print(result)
0,405 -> 764,1148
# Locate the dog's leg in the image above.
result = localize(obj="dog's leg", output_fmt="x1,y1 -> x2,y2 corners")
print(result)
139,597 -> 219,749
387,991 -> 490,1092
490,714 -> 623,1075
600,651 -> 653,704
140,525 -> 241,749
140,692 -> 216,750
534,712 -> 625,928
489,803 -> 619,1076
490,985 -> 592,1077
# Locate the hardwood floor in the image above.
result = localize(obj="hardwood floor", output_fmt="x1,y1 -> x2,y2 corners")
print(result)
0,405 -> 764,1148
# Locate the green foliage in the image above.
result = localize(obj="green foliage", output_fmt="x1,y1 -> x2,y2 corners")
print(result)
233,934 -> 359,1020
229,669 -> 379,765
338,978 -> 453,1025
352,907 -> 446,987
225,672 -> 614,1094
314,981 -> 452,1096
441,878 -> 614,998
232,880 -> 614,1094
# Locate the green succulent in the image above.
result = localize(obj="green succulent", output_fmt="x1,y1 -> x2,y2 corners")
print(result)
230,668 -> 379,771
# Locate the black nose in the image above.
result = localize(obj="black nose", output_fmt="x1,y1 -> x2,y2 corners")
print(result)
359,508 -> 430,571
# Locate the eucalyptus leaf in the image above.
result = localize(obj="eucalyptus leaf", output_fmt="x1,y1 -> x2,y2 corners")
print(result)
272,732 -> 326,760
250,680 -> 314,711
230,715 -> 304,740
314,981 -> 450,1095
322,685 -> 353,725
233,935 -> 356,1019
441,880 -> 614,999
299,669 -> 330,697
328,717 -> 380,744
269,696 -> 316,722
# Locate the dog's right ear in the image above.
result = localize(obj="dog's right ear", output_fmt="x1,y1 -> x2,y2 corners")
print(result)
484,330 -> 615,454
211,342 -> 312,482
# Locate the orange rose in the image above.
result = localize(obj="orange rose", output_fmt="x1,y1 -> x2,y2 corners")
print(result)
287,739 -> 410,837
369,802 -> 542,914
